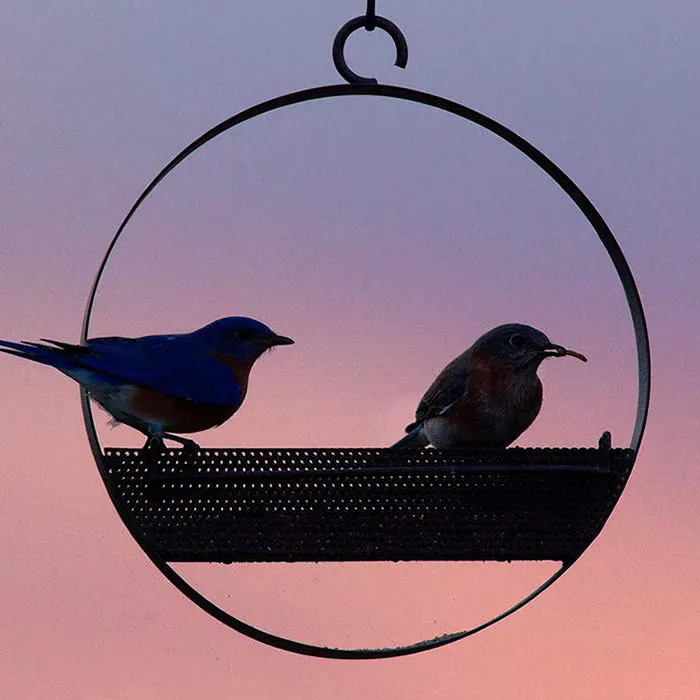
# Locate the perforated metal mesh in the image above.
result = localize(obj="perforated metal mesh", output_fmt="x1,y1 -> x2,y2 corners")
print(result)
102,443 -> 634,564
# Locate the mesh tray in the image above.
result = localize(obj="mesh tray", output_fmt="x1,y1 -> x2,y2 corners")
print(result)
102,438 -> 634,564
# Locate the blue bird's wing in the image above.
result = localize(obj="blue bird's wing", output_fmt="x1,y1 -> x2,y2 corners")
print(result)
0,333 -> 243,405
79,334 -> 243,405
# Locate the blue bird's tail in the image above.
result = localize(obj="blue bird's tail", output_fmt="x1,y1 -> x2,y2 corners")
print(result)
389,424 -> 430,449
0,338 -> 83,372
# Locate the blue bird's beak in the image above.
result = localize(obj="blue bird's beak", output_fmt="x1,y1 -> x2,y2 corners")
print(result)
266,334 -> 294,347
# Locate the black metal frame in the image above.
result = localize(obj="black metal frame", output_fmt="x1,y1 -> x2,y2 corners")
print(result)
80,84 -> 650,658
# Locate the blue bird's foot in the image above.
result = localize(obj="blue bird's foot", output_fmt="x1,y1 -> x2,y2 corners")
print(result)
143,435 -> 166,452
161,432 -> 200,456
143,433 -> 199,454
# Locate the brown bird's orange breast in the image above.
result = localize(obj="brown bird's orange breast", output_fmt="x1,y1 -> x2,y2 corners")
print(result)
427,348 -> 543,448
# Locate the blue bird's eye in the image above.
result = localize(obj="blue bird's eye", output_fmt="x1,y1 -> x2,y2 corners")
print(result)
509,333 -> 526,350
231,328 -> 254,342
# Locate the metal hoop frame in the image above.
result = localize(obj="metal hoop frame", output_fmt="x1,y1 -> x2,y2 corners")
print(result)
80,83 -> 651,659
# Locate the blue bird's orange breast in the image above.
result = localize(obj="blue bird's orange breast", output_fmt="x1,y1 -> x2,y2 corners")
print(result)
129,386 -> 239,434
211,352 -> 253,396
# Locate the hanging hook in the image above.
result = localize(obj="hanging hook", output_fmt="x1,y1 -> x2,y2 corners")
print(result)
364,0 -> 377,30
332,2 -> 408,85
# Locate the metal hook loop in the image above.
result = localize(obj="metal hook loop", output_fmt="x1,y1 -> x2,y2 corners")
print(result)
332,14 -> 408,85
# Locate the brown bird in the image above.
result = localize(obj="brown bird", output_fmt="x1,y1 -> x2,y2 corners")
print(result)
391,323 -> 587,449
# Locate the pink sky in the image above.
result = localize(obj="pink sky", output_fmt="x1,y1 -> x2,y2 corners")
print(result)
1,2 -> 698,698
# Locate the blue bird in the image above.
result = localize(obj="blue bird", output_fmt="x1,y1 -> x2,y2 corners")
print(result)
0,317 -> 294,449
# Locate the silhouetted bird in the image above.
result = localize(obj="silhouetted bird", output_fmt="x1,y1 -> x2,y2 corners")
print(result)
391,323 -> 586,449
0,316 -> 293,449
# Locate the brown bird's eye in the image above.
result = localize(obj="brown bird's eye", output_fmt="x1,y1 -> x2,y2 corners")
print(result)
509,333 -> 526,349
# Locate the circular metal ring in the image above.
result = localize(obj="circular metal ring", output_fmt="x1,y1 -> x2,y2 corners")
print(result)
332,16 -> 408,84
81,83 -> 650,659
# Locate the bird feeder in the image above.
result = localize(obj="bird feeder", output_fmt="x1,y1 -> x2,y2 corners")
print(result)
81,2 -> 650,659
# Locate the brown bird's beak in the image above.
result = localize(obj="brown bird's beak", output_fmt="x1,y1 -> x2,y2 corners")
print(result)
264,333 -> 295,348
541,344 -> 587,362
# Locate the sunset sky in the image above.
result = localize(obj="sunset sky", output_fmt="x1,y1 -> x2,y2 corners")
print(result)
1,2 -> 698,698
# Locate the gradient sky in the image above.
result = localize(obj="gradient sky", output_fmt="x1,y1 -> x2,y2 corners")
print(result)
1,2 -> 698,698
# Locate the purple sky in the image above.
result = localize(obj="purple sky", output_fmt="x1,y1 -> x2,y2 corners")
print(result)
1,2 -> 699,698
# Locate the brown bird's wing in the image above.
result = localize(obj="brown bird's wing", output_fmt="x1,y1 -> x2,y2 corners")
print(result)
406,351 -> 470,430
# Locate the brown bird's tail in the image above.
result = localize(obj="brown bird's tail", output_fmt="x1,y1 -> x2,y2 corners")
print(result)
389,424 -> 430,449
